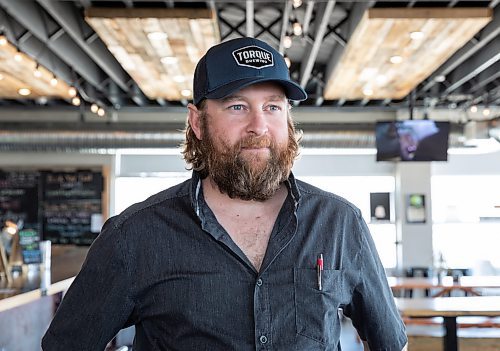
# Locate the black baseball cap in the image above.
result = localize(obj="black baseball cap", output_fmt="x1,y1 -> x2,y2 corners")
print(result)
193,37 -> 307,105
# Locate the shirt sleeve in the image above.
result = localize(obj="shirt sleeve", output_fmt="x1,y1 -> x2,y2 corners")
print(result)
42,218 -> 135,350
342,210 -> 407,351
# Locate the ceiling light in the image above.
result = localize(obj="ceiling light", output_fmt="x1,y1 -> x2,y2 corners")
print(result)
160,56 -> 178,65
33,65 -> 42,78
0,36 -> 7,46
173,75 -> 186,83
68,87 -> 77,97
483,108 -> 491,117
0,74 -> 4,80
90,103 -> 99,113
14,53 -> 22,62
283,35 -> 292,49
284,56 -> 291,68
410,31 -> 424,40
389,55 -> 403,64
18,88 -> 31,96
292,0 -> 302,8
470,105 -> 478,113
292,21 -> 302,36
50,76 -> 58,86
376,74 -> 388,86
181,89 -> 192,97
97,107 -> 105,117
362,87 -> 374,96
434,75 -> 446,83
71,96 -> 81,106
147,32 -> 168,41
36,97 -> 48,105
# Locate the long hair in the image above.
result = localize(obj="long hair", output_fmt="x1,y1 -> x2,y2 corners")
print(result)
182,101 -> 302,178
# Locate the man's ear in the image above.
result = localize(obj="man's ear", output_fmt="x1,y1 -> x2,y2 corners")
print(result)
187,103 -> 202,140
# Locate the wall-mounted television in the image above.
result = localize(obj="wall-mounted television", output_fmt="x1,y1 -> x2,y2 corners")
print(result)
375,120 -> 450,161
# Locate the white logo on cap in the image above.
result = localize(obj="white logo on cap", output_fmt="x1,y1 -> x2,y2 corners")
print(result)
232,46 -> 274,69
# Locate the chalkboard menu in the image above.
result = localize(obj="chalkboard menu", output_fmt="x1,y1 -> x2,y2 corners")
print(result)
0,171 -> 40,233
0,169 -> 104,246
42,171 -> 104,245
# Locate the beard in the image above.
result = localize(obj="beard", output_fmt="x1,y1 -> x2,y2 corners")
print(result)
200,116 -> 296,202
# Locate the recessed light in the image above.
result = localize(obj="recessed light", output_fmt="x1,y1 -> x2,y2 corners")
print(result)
283,36 -> 292,49
68,87 -> 77,97
97,107 -> 105,117
147,32 -> 168,41
293,22 -> 302,36
50,77 -> 58,86
434,75 -> 446,83
161,56 -> 178,65
0,36 -> 7,46
470,105 -> 478,113
181,89 -> 191,97
284,56 -> 291,68
173,75 -> 185,83
390,55 -> 403,64
14,53 -> 22,62
362,87 -> 374,96
91,103 -> 99,113
410,31 -> 424,40
71,96 -> 81,106
18,88 -> 31,96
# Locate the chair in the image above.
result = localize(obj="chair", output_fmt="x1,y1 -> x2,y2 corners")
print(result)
405,266 -> 432,297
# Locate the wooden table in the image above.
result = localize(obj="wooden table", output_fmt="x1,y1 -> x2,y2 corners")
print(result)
388,276 -> 500,297
396,296 -> 500,351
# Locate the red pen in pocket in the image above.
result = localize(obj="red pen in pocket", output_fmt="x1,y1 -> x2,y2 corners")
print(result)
317,254 -> 324,291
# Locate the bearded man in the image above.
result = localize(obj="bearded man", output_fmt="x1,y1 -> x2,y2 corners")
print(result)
43,37 -> 407,351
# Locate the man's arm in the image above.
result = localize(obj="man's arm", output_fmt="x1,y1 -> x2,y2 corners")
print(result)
42,220 -> 134,350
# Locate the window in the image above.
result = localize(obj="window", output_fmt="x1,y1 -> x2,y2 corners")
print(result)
432,175 -> 500,269
114,173 -> 190,215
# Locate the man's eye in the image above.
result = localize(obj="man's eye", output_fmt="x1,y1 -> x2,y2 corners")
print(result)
228,104 -> 245,111
268,104 -> 282,111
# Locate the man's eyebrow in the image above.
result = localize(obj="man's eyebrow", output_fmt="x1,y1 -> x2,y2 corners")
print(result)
220,95 -> 246,103
267,94 -> 287,101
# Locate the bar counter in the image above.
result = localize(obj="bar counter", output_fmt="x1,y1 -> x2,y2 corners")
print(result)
0,245 -> 88,350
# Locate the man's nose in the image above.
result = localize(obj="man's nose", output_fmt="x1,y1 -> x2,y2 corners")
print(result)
246,109 -> 268,135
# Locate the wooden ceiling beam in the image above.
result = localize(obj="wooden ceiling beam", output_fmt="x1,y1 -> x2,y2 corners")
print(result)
324,7 -> 492,101
85,8 -> 214,19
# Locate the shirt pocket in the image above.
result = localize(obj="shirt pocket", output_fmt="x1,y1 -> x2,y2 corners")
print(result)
294,268 -> 343,345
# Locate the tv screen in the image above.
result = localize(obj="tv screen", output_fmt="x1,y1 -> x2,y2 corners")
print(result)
375,120 -> 450,161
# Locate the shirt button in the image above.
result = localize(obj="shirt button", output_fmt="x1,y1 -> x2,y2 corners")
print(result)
256,278 -> 263,286
259,335 -> 268,344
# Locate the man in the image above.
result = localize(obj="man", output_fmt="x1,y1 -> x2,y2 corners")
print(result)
42,37 -> 407,350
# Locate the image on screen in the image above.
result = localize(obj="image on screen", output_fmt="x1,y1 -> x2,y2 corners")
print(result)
375,120 -> 450,161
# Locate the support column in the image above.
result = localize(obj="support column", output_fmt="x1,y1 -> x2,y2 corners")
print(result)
395,162 -> 434,269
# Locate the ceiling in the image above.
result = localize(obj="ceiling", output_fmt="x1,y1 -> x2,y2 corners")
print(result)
0,0 -> 499,151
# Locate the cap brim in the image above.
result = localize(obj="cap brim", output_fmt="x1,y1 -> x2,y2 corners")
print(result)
205,77 -> 308,102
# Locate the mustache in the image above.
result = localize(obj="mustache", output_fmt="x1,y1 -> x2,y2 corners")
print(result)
239,135 -> 272,149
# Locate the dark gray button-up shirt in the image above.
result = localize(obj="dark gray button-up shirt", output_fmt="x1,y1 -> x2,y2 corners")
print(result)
42,172 -> 407,350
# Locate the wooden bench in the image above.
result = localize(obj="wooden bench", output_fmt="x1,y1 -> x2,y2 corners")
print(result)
404,316 -> 500,328
406,320 -> 500,351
